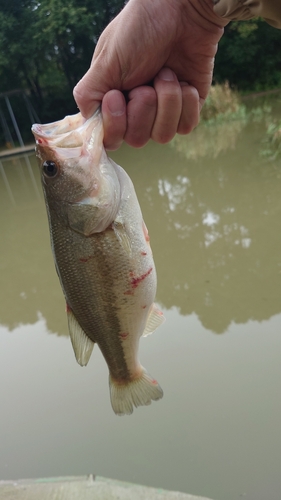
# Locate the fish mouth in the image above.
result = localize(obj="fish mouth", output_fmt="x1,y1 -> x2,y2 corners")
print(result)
31,109 -> 102,154
32,112 -> 86,137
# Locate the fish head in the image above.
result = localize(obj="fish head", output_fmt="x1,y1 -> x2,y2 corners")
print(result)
32,112 -> 104,205
32,111 -> 121,232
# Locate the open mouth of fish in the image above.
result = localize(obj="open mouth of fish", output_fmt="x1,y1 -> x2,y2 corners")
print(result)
32,110 -> 102,157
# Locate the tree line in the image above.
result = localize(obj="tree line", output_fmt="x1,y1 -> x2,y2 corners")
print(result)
0,0 -> 280,144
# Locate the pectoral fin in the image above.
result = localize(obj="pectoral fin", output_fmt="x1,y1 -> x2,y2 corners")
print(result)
112,220 -> 132,255
67,305 -> 95,366
142,303 -> 165,337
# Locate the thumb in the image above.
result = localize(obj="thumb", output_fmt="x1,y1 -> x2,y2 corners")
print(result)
73,63 -> 111,119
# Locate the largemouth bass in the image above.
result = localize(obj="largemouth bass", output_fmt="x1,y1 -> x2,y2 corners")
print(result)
32,111 -> 164,415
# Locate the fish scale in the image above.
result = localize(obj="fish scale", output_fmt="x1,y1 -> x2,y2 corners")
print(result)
63,232 -> 130,380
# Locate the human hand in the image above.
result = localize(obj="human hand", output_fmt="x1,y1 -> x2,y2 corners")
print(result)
73,0 -> 228,150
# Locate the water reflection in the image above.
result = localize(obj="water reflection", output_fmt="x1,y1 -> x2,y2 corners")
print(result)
1,103 -> 281,336
0,154 -> 65,335
112,108 -> 281,334
155,148 -> 281,332
171,112 -> 248,160
1,105 -> 281,500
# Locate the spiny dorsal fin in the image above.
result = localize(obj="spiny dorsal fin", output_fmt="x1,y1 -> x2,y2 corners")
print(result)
67,306 -> 94,366
142,303 -> 165,337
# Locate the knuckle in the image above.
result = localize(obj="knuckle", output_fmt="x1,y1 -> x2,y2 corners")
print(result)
160,90 -> 181,106
177,124 -> 193,135
125,126 -> 150,148
152,129 -> 174,144
104,140 -> 123,151
129,87 -> 157,110
126,136 -> 148,148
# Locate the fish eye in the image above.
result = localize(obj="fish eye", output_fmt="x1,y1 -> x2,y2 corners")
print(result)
43,160 -> 58,178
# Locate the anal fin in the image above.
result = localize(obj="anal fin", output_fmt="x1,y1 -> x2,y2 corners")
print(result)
143,303 -> 165,337
67,305 -> 94,366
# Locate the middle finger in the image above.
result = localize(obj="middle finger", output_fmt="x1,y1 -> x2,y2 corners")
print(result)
151,67 -> 182,144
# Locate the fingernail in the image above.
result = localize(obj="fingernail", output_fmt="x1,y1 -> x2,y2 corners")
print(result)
158,68 -> 175,82
107,95 -> 125,116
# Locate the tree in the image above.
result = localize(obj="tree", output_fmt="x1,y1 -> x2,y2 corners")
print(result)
214,19 -> 281,91
0,0 -> 125,125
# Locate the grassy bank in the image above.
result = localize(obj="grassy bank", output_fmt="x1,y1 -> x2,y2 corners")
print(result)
171,83 -> 281,161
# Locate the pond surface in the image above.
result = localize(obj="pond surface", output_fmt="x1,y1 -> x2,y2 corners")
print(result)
1,98 -> 281,500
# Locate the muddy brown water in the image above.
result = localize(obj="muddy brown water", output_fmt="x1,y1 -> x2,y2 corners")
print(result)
1,98 -> 281,500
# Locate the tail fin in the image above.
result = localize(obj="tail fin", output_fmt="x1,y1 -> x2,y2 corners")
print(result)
109,368 -> 163,416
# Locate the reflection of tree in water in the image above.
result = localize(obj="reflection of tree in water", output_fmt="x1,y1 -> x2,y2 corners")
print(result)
0,155 -> 67,336
128,117 -> 281,334
1,106 -> 281,336
171,112 -> 247,160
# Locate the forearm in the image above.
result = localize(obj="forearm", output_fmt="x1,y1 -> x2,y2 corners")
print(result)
213,0 -> 281,28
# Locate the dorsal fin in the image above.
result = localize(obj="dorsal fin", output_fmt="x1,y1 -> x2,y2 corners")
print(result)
67,305 -> 95,366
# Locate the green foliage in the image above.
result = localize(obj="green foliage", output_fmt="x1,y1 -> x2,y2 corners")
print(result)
172,83 -> 249,160
172,87 -> 281,165
201,81 -> 246,123
0,0 -> 125,127
260,121 -> 281,160
0,3 -> 281,146
214,19 -> 281,91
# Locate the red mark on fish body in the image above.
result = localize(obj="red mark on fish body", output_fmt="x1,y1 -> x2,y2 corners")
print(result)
130,267 -> 153,289
142,305 -> 147,309
120,332 -> 129,340
66,303 -> 71,313
79,255 -> 93,263
141,251 -> 147,256
124,289 -> 134,296
151,379 -> 158,385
